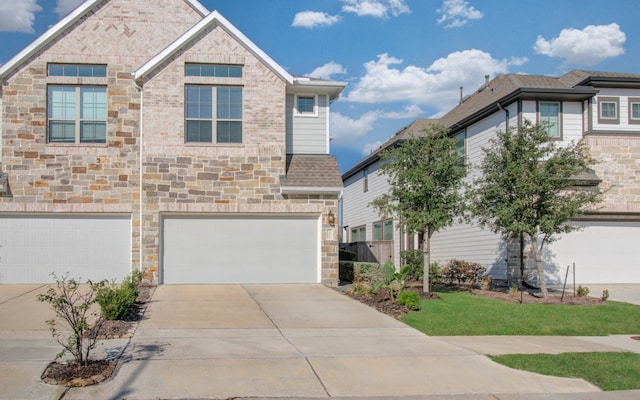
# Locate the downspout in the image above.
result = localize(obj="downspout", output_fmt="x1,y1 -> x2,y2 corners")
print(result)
133,76 -> 144,277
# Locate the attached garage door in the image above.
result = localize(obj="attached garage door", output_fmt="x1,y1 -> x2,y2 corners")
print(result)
162,214 -> 320,284
546,220 -> 640,284
0,214 -> 131,284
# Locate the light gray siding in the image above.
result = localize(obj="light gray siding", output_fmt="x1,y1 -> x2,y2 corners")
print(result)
286,94 -> 328,154
592,88 -> 640,131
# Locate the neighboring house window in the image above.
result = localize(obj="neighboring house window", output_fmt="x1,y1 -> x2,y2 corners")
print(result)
185,85 -> 243,143
47,85 -> 107,143
185,64 -> 242,78
373,220 -> 393,241
539,101 -> 561,138
452,131 -> 466,162
350,226 -> 366,242
629,98 -> 640,125
48,63 -> 106,77
363,168 -> 369,192
295,95 -> 317,116
598,97 -> 619,124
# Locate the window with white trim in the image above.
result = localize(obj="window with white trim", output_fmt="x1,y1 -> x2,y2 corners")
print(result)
539,101 -> 561,138
185,85 -> 243,143
295,95 -> 317,116
598,97 -> 619,124
47,85 -> 107,143
629,98 -> 640,125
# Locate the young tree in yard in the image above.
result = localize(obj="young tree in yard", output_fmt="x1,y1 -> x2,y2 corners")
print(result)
371,125 -> 466,292
469,120 -> 601,297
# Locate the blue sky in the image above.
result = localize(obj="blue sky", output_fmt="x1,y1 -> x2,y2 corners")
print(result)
1,0 -> 639,173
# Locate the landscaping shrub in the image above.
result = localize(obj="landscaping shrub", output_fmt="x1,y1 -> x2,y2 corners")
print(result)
339,261 -> 354,283
441,259 -> 487,287
95,272 -> 142,320
429,262 -> 443,285
400,249 -> 424,282
372,261 -> 410,301
577,285 -> 590,297
353,262 -> 384,285
397,290 -> 421,311
36,274 -> 105,366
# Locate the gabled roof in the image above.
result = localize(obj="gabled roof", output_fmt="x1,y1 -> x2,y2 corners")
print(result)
135,11 -> 346,100
282,155 -> 343,194
0,0 -> 209,79
342,69 -> 640,180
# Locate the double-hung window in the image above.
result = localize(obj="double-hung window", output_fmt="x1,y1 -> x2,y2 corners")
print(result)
350,226 -> 366,242
598,97 -> 619,124
373,220 -> 393,241
48,86 -> 107,143
47,64 -> 107,144
185,86 -> 242,143
629,98 -> 640,125
184,64 -> 243,144
539,102 -> 561,138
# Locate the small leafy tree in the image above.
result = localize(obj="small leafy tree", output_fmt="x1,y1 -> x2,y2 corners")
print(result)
371,125 -> 467,292
37,274 -> 105,366
469,120 -> 601,297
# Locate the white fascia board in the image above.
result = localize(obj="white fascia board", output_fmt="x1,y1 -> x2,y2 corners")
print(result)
185,0 -> 210,16
290,79 -> 347,102
0,0 -> 103,79
281,186 -> 343,195
135,10 -> 294,84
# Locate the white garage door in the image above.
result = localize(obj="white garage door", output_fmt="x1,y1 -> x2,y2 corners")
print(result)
162,214 -> 320,284
0,214 -> 131,284
546,220 -> 640,284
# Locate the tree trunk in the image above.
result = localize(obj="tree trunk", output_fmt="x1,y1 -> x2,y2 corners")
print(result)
422,226 -> 432,293
529,232 -> 548,298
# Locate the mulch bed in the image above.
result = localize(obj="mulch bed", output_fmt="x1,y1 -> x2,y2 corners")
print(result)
340,283 -> 604,320
41,284 -> 155,387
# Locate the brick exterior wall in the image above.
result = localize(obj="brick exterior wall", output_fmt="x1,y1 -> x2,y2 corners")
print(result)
0,0 -> 339,285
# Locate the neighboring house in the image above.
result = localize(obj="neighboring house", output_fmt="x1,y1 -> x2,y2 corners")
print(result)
342,70 -> 640,285
0,0 -> 345,285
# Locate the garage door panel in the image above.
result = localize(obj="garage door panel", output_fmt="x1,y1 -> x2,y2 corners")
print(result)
546,221 -> 640,284
163,215 -> 319,284
0,215 -> 131,284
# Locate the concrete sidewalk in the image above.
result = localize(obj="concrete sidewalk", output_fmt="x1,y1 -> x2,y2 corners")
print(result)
1,284 -> 639,400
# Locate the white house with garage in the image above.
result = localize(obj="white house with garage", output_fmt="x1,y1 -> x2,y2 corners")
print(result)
342,70 -> 640,285
0,0 -> 345,284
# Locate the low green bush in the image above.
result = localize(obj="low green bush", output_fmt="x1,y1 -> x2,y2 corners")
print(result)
339,261 -> 354,283
95,272 -> 142,320
400,249 -> 424,282
397,290 -> 421,311
353,262 -> 383,285
441,259 -> 486,287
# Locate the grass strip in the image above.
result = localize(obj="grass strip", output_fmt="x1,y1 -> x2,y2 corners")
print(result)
401,290 -> 640,336
489,352 -> 640,391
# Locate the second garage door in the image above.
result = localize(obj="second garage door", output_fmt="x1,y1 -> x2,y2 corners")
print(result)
162,214 -> 320,284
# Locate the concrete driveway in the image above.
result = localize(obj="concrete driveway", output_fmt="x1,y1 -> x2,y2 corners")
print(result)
5,283 -> 638,399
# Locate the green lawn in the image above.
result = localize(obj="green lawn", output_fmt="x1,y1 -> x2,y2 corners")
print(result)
401,289 -> 640,336
490,352 -> 640,391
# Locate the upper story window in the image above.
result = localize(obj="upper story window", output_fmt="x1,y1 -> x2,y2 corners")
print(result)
48,64 -> 106,77
539,101 -> 561,138
452,131 -> 466,161
47,85 -> 107,143
363,167 -> 369,192
185,85 -> 243,143
629,98 -> 640,125
598,97 -> 619,124
295,95 -> 317,116
185,64 -> 242,78
373,220 -> 393,241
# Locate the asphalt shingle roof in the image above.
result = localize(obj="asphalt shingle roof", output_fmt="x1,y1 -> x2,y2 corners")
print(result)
284,155 -> 343,189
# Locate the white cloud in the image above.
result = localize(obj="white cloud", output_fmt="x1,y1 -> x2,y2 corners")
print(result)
307,62 -> 347,80
330,104 -> 423,146
534,23 -> 625,66
437,0 -> 483,28
362,140 -> 385,155
341,0 -> 410,18
345,50 -> 527,112
55,0 -> 84,18
0,0 -> 41,33
292,11 -> 341,28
